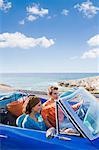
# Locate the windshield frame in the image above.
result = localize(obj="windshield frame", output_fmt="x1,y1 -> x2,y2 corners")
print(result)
55,88 -> 99,141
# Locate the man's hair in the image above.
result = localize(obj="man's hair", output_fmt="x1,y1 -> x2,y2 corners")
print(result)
48,86 -> 58,95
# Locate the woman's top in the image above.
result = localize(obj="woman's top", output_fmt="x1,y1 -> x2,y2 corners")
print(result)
16,114 -> 26,127
16,113 -> 47,131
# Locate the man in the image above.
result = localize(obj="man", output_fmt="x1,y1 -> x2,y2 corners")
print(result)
41,86 -> 61,128
41,86 -> 83,128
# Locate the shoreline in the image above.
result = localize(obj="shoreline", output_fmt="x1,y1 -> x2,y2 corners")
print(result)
0,84 -> 48,99
0,76 -> 99,99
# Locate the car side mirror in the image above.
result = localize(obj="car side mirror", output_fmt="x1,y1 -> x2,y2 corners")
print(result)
46,127 -> 56,139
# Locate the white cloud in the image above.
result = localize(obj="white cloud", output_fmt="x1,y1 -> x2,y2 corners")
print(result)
87,34 -> 99,47
19,20 -> 25,25
19,3 -> 48,24
81,34 -> 99,59
0,0 -> 3,7
61,9 -> 69,16
0,32 -> 54,49
0,0 -> 12,12
26,3 -> 48,17
19,15 -> 38,25
74,0 -> 99,18
81,48 -> 99,59
27,15 -> 38,22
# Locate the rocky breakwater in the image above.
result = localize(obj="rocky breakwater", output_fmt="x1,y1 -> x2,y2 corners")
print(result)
58,76 -> 99,94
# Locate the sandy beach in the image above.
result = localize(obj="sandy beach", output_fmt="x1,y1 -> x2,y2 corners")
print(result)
0,84 -> 15,92
0,83 -> 48,99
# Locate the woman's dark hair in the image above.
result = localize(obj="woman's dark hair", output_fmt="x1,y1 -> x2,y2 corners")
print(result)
48,86 -> 58,95
22,96 -> 41,114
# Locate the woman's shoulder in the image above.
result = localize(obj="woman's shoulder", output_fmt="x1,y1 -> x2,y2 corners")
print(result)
16,114 -> 26,127
22,115 -> 35,128
23,114 -> 32,122
18,114 -> 26,119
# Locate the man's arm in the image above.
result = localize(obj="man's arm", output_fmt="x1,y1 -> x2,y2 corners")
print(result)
72,100 -> 83,111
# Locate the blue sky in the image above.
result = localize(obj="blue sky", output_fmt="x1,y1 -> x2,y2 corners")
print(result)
0,0 -> 99,73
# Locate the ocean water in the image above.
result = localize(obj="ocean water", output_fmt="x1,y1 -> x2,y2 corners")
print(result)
0,73 -> 99,91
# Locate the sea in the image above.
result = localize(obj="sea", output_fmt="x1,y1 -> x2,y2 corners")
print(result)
0,73 -> 99,92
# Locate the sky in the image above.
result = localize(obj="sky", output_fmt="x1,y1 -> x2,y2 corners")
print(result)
0,0 -> 99,73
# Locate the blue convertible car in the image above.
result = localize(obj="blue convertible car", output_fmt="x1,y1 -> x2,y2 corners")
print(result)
0,88 -> 99,150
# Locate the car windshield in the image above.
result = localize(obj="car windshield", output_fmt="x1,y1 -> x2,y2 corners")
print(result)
57,88 -> 99,140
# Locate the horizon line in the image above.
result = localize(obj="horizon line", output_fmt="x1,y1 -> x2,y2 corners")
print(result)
0,72 -> 99,74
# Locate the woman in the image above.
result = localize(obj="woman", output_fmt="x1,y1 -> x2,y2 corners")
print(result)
16,96 -> 47,131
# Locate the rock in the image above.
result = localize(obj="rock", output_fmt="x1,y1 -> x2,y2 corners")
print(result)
57,76 -> 99,94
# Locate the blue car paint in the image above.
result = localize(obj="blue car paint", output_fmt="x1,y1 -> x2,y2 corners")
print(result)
0,124 -> 97,150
